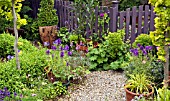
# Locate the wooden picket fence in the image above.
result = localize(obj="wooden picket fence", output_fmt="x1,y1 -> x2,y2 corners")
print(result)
54,0 -> 156,43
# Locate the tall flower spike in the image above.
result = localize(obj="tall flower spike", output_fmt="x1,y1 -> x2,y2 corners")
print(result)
53,38 -> 62,45
46,50 -> 50,55
60,51 -> 64,58
145,46 -> 152,51
51,46 -> 57,50
64,45 -> 69,51
68,51 -> 72,56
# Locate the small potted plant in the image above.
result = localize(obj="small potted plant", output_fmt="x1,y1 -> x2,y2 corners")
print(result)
124,73 -> 154,101
36,0 -> 58,48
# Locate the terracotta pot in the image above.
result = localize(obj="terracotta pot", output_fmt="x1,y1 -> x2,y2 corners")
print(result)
44,67 -> 56,83
39,26 -> 57,49
125,85 -> 154,101
93,42 -> 98,48
86,38 -> 92,43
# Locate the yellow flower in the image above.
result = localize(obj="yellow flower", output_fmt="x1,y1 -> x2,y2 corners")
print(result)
18,42 -> 23,46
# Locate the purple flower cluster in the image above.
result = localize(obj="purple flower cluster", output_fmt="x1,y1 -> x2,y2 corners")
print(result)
46,39 -> 73,59
7,55 -> 14,60
130,44 -> 153,56
53,38 -> 62,45
0,87 -> 22,100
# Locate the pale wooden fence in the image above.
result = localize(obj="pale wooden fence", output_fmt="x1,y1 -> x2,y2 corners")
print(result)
54,0 -> 156,43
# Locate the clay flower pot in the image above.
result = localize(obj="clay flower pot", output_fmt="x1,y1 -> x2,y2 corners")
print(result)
39,25 -> 57,49
125,85 -> 154,101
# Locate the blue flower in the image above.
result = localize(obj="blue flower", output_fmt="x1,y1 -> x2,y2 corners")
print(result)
139,46 -> 144,50
7,55 -> 14,60
53,39 -> 62,45
44,42 -> 50,46
51,46 -> 56,50
66,62 -> 69,66
145,46 -> 152,51
142,50 -> 147,55
137,43 -> 141,47
14,92 -> 17,97
60,51 -> 64,58
46,50 -> 50,55
68,51 -> 72,56
64,45 -> 69,51
130,48 -> 138,56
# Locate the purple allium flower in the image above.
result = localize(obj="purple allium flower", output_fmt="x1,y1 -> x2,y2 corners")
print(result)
142,50 -> 148,55
137,43 -> 141,47
44,42 -> 50,46
14,92 -> 17,97
20,94 -> 23,98
51,46 -> 57,50
53,39 -> 62,45
6,91 -> 10,97
4,87 -> 7,91
66,62 -> 69,66
132,48 -> 139,56
64,45 -> 69,51
60,51 -> 64,58
68,51 -> 72,56
100,13 -> 104,17
60,46 -> 63,51
139,46 -> 144,50
145,46 -> 152,51
46,50 -> 50,55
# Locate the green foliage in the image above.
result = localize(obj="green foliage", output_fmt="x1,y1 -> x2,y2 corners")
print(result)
87,30 -> 130,70
132,34 -> 153,48
31,0 -> 58,40
36,0 -> 58,27
0,0 -> 27,29
156,87 -> 170,101
149,0 -> 170,61
119,0 -> 140,11
58,27 -> 70,45
125,73 -> 152,94
0,33 -> 37,58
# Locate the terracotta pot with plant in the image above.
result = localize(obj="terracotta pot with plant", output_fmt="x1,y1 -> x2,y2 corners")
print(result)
124,73 -> 154,101
36,0 -> 58,48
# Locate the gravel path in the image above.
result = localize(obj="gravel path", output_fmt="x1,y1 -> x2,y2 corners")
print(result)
58,70 -> 126,101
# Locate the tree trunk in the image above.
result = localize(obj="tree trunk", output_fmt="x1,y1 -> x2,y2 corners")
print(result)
12,0 -> 20,69
164,25 -> 170,87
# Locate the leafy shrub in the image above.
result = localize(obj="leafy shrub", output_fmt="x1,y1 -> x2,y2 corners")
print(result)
0,33 -> 37,58
87,30 -> 130,70
0,48 -> 67,100
36,0 -> 58,27
132,34 -> 153,48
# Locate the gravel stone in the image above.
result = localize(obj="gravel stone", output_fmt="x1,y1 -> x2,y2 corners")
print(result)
58,70 -> 126,101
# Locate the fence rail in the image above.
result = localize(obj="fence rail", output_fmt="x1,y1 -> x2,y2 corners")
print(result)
55,0 -> 156,43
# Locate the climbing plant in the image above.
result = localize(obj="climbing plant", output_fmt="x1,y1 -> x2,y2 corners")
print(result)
149,0 -> 170,87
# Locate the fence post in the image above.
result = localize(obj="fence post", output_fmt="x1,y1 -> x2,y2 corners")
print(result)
111,0 -> 119,10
